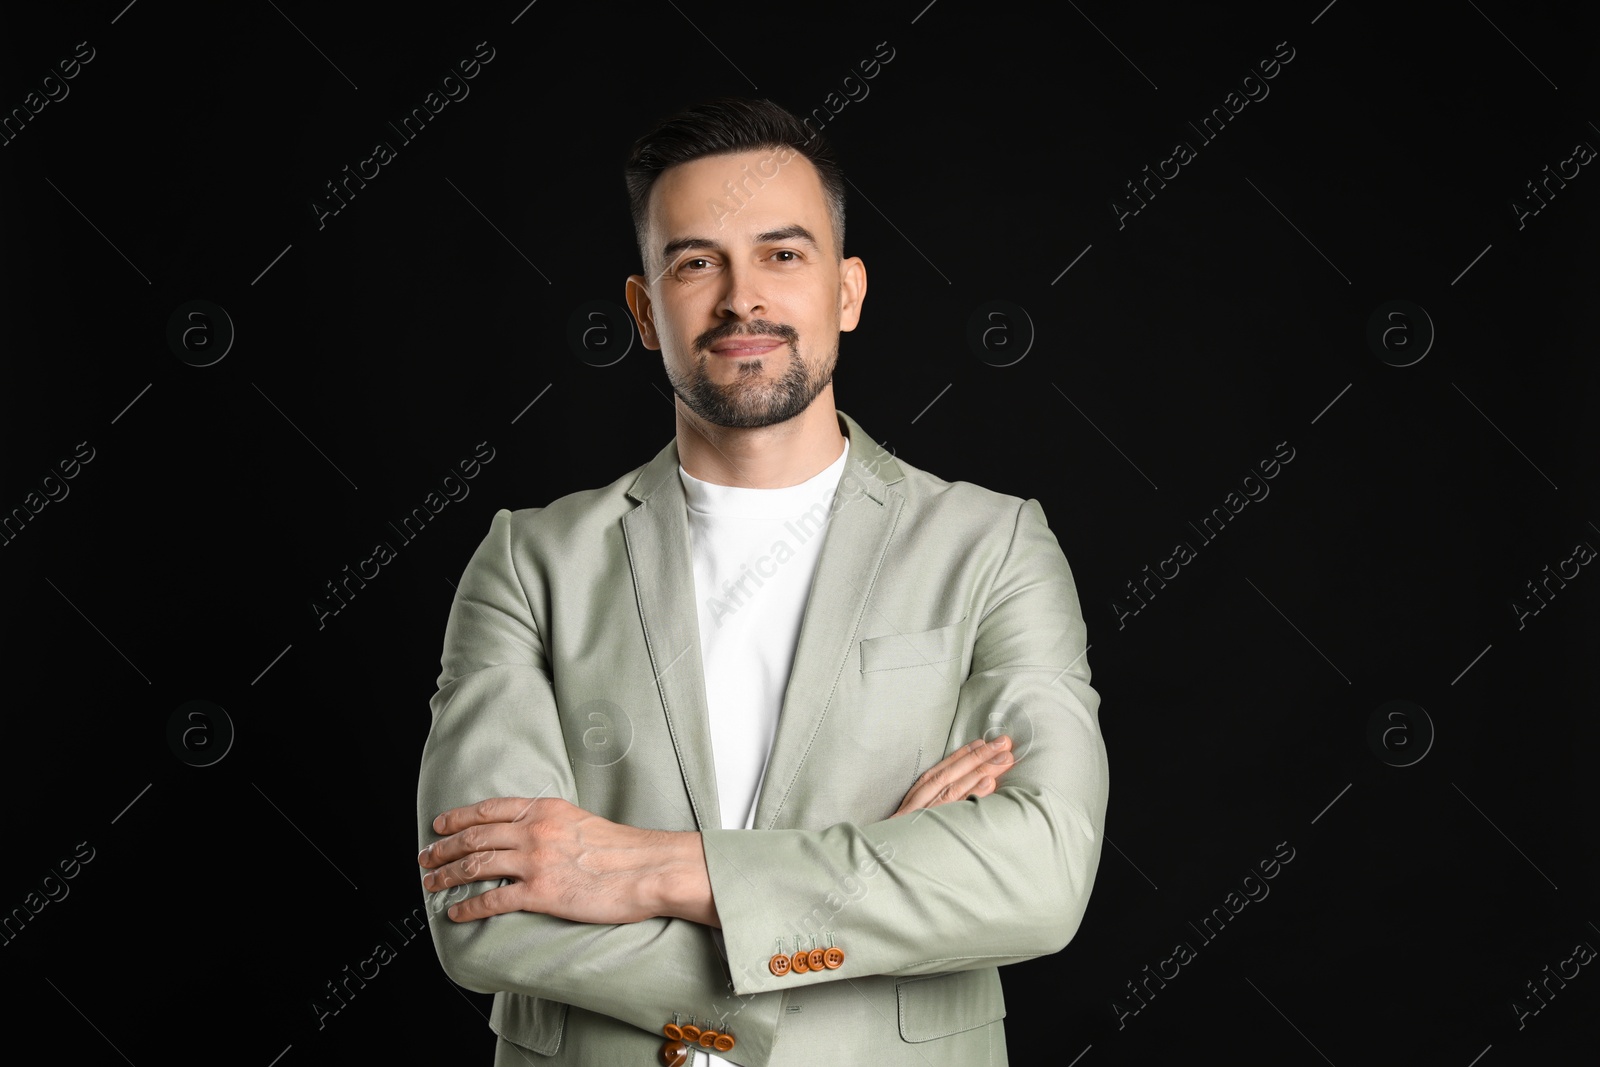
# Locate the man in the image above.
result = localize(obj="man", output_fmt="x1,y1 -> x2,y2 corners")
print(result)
416,97 -> 1109,1066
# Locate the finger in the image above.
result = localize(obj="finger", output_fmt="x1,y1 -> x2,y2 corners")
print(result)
419,821 -> 525,868
904,738 -> 1011,803
423,848 -> 515,892
443,882 -> 526,923
431,796 -> 543,836
921,737 -> 1009,787
918,759 -> 1011,811
894,748 -> 1013,816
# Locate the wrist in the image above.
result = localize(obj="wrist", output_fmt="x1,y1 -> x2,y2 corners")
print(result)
653,830 -> 721,928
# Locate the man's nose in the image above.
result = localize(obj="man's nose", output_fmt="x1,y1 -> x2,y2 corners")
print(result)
717,262 -> 766,320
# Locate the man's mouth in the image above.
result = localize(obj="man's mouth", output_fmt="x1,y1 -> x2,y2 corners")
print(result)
709,336 -> 786,356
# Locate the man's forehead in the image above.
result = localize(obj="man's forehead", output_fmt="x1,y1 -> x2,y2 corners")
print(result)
647,148 -> 828,234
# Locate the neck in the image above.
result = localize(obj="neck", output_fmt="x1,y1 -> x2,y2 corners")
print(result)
674,388 -> 846,488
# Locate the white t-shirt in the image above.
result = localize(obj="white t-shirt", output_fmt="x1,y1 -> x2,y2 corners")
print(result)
677,436 -> 848,1063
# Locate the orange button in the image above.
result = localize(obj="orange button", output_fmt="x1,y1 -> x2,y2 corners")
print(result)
714,1034 -> 736,1052
659,1040 -> 689,1066
807,948 -> 826,970
790,950 -> 810,974
681,1024 -> 702,1042
697,1029 -> 719,1048
663,1022 -> 682,1040
824,947 -> 845,969
769,953 -> 791,976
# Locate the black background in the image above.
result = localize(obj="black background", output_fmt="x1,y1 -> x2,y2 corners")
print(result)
2,1 -> 1595,1064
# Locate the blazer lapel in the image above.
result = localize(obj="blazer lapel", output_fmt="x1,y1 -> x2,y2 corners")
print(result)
622,440 -> 723,832
750,411 -> 904,829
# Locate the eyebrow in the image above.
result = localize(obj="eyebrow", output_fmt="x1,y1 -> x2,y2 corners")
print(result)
660,225 -> 820,265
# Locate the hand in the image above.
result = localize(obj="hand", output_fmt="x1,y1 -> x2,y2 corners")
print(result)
418,797 -> 718,927
892,735 -> 1014,817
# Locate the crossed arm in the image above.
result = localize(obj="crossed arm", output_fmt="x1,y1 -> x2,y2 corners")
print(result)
417,735 -> 1016,927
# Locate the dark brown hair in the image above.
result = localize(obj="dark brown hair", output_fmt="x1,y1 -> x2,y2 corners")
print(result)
624,97 -> 846,269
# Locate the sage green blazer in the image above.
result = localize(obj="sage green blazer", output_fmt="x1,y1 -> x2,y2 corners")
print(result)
416,410 -> 1109,1066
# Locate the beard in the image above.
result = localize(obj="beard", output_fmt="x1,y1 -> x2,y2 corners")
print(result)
666,319 -> 836,430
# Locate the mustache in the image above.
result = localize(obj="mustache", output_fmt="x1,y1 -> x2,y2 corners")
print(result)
695,319 -> 798,352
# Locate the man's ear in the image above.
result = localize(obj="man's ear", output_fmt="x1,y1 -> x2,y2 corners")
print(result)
624,275 -> 660,350
838,256 -> 867,333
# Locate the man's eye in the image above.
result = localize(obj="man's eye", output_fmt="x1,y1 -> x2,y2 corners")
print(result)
771,250 -> 799,262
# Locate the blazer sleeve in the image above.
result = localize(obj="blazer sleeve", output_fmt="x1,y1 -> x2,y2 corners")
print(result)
701,496 -> 1111,996
416,509 -> 777,1051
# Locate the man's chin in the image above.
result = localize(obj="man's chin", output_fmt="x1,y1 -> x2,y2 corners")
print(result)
687,405 -> 802,431
679,389 -> 814,431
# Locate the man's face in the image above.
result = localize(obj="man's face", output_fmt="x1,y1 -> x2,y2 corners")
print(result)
626,148 -> 865,430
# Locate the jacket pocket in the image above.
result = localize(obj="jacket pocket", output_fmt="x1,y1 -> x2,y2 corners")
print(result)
896,968 -> 1007,1042
489,993 -> 568,1056
860,619 -> 965,673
